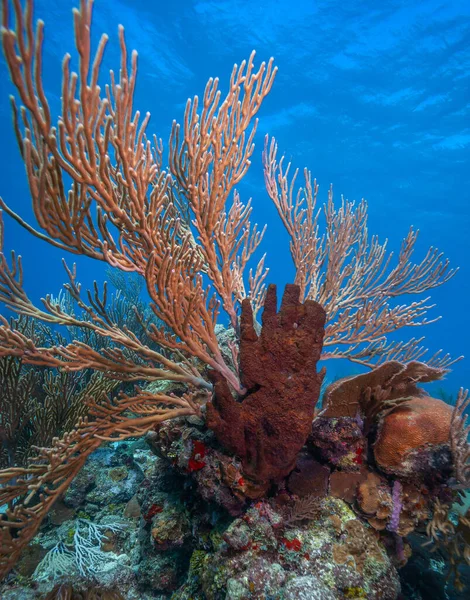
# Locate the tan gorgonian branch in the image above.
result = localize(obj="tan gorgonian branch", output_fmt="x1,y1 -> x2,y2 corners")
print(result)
450,388 -> 470,489
0,224 -> 210,389
0,336 -> 40,469
1,0 -> 273,394
284,495 -> 323,527
170,54 -> 276,328
425,498 -> 470,592
321,336 -> 458,370
263,136 -> 459,368
0,321 -> 120,470
426,499 -> 454,544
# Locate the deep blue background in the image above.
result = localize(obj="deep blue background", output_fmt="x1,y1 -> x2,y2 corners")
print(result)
0,0 -> 468,396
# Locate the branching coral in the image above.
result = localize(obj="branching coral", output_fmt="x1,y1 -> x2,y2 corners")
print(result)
0,318 -> 42,468
425,499 -> 470,592
0,343 -> 118,470
263,137 -> 459,368
34,518 -> 124,580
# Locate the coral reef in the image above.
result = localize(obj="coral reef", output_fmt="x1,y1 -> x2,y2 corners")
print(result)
0,0 -> 468,596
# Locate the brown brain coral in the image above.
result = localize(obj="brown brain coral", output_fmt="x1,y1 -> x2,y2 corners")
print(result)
373,396 -> 453,477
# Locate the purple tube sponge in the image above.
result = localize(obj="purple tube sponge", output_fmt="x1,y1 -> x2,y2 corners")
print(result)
387,480 -> 403,533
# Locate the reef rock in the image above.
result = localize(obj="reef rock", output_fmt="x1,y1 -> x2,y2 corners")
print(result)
173,497 -> 401,600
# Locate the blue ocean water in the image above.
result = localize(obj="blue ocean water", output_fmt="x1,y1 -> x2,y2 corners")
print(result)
0,0 -> 468,395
